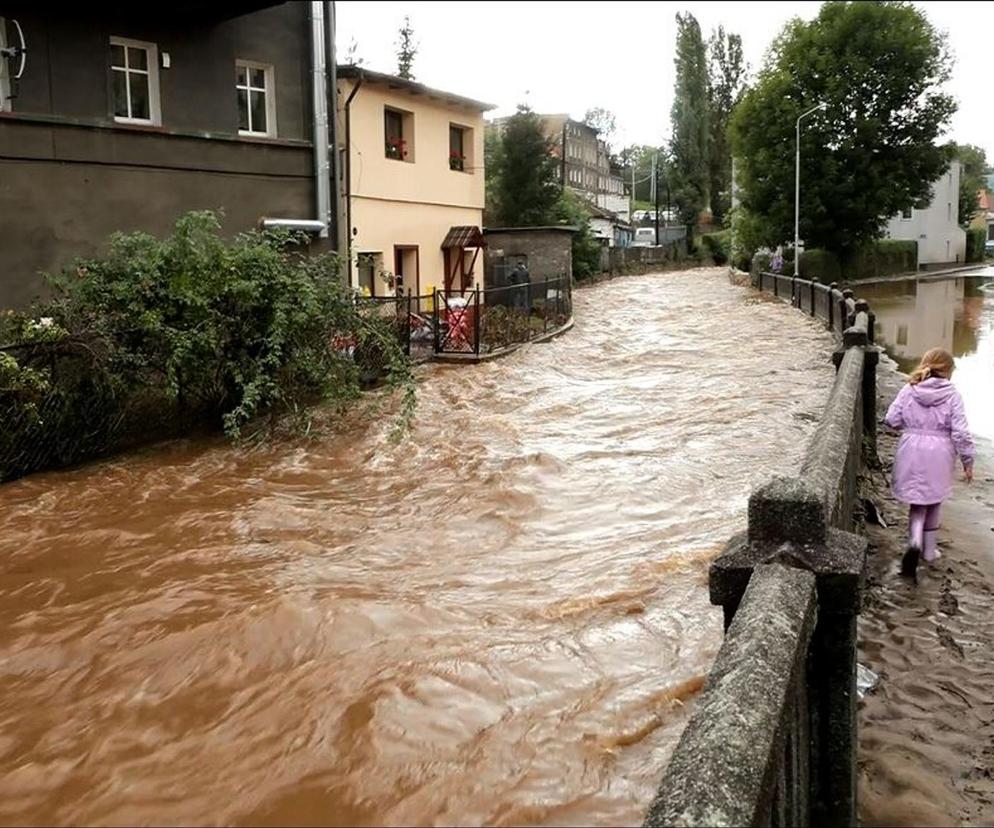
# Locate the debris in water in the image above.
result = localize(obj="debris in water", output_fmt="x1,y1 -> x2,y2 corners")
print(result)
857,663 -> 880,700
863,498 -> 888,528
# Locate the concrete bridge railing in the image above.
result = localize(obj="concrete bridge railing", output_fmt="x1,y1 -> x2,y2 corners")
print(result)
644,272 -> 877,828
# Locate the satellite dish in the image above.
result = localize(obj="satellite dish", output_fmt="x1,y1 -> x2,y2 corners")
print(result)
1,19 -> 27,81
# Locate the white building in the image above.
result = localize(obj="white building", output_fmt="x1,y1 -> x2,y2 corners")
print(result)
885,162 -> 966,267
596,193 -> 631,222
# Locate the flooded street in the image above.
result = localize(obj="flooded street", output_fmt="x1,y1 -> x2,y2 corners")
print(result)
0,269 -> 836,827
860,271 -> 994,440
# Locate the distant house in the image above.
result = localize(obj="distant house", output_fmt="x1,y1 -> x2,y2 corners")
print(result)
0,4 -> 328,309
491,113 -> 627,206
336,67 -> 495,298
885,162 -> 966,267
585,200 -> 633,248
971,189 -> 994,245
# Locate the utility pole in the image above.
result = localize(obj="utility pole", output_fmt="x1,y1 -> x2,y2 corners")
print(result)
630,162 -> 635,223
795,102 -> 826,278
650,151 -> 657,206
654,155 -> 661,246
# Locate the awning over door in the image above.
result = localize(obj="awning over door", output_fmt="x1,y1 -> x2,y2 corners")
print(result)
441,226 -> 485,293
441,226 -> 485,250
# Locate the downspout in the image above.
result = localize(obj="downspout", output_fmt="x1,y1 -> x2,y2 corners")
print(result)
324,1 -> 342,253
309,2 -> 330,238
343,71 -> 364,285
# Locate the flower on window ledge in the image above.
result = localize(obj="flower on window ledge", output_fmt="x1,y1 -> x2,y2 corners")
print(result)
449,150 -> 465,171
386,137 -> 408,159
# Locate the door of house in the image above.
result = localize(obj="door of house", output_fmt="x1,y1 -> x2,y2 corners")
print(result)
393,246 -> 419,296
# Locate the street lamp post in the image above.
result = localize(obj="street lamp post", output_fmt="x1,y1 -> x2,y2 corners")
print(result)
795,102 -> 826,278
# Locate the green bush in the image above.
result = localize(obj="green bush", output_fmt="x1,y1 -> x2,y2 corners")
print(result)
848,239 -> 917,280
554,190 -> 602,281
701,230 -> 731,265
966,227 -> 986,263
751,251 -> 772,277
1,211 -> 413,481
798,249 -> 842,282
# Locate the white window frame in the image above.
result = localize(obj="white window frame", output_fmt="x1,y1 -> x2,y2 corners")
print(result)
110,36 -> 161,126
236,60 -> 276,138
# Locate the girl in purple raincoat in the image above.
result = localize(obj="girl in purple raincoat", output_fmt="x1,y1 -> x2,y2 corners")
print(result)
884,348 -> 975,579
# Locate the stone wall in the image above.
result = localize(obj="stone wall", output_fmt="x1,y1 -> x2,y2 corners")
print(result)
644,272 -> 878,828
483,228 -> 574,284
599,241 -> 689,274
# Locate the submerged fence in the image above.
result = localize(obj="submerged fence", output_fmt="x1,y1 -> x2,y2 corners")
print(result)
365,275 -> 573,360
645,272 -> 877,827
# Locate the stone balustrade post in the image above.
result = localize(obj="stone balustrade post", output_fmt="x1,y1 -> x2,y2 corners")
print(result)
710,477 -> 866,827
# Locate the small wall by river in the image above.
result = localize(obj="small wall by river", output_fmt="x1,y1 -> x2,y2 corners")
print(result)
644,272 -> 878,827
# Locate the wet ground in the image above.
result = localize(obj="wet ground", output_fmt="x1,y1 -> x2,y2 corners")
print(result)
0,268 -> 837,827
858,357 -> 994,827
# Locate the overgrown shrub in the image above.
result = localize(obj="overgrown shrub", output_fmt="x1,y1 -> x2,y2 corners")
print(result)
554,189 -> 602,281
0,211 -> 413,481
847,240 -> 917,280
798,249 -> 842,282
480,305 -> 532,350
966,227 -> 986,262
701,230 -> 731,265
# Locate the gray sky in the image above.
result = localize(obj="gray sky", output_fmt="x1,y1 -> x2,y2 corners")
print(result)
337,1 -> 993,160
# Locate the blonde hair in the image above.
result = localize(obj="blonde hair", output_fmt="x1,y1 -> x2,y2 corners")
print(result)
909,348 -> 954,385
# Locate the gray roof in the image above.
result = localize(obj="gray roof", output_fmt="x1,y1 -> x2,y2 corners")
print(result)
484,226 -> 579,234
337,66 -> 495,112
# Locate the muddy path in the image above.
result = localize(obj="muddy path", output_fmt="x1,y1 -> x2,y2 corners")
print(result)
858,357 -> 994,827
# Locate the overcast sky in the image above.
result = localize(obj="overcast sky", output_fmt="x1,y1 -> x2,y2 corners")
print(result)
336,1 -> 993,160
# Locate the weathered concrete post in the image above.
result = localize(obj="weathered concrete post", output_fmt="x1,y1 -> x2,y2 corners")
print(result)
834,309 -> 878,460
841,289 -> 856,329
710,476 -> 866,828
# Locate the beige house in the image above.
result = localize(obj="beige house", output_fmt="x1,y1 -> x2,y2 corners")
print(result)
335,67 -> 494,298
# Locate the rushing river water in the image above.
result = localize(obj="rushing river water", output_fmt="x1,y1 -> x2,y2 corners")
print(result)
860,270 -> 994,440
0,270 -> 836,827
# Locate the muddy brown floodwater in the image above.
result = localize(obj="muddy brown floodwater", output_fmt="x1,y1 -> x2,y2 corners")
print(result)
0,269 -> 836,827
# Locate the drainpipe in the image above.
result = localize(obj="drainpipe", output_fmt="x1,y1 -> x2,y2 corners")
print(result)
324,1 -> 342,252
343,71 -> 364,285
309,2 -> 331,238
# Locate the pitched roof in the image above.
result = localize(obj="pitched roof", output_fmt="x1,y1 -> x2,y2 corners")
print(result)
441,226 -> 485,249
337,66 -> 495,112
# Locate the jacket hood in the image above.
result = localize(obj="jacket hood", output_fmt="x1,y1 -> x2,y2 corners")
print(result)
910,377 -> 956,407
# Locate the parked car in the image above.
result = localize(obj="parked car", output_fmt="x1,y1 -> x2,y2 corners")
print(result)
985,239 -> 994,257
632,227 -> 657,246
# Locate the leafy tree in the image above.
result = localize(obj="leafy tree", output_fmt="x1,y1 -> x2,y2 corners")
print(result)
583,107 -> 617,148
554,190 -> 603,281
952,143 -> 988,228
707,26 -> 746,226
396,16 -> 417,80
344,37 -> 364,67
669,12 -> 710,225
617,144 -> 665,203
730,2 -> 956,262
483,126 -> 504,225
490,105 -> 561,227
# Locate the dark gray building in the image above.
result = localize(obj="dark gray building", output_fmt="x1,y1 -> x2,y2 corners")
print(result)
0,3 -> 332,308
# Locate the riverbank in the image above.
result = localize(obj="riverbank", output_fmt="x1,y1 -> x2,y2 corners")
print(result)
844,263 -> 992,288
857,355 -> 994,826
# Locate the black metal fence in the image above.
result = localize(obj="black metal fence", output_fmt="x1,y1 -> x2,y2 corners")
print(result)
756,271 -> 874,341
359,275 -> 573,360
358,292 -> 437,363
433,275 -> 572,357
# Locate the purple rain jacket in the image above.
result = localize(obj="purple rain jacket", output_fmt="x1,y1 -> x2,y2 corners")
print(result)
884,377 -> 976,505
